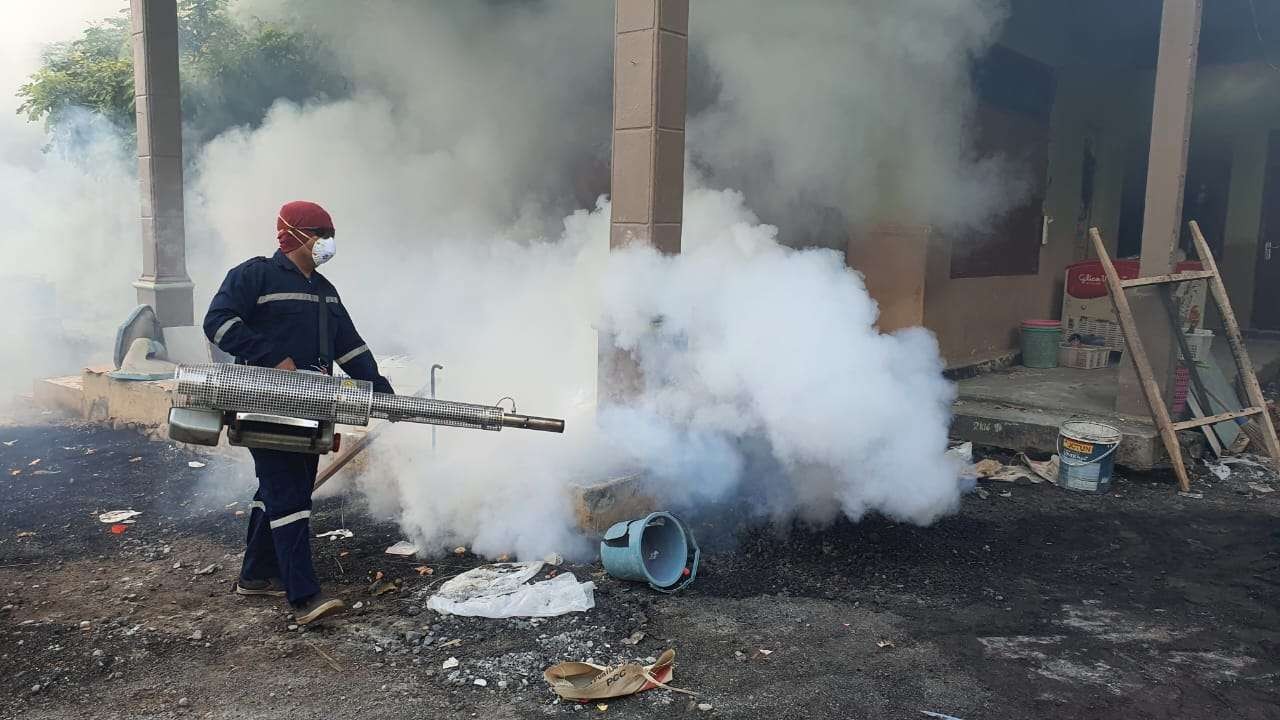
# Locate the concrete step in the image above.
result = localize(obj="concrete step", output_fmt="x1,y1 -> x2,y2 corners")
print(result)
951,398 -> 1172,471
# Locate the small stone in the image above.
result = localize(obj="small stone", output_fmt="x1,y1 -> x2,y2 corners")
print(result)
172,562 -> 182,570
178,697 -> 190,708
497,680 -> 508,689
193,564 -> 218,576
697,703 -> 713,712
30,684 -> 41,693
404,631 -> 423,644
92,649 -> 104,658
473,678 -> 488,687
352,601 -> 364,610
442,657 -> 460,670
422,636 -> 435,646
80,620 -> 91,630
406,605 -> 421,616
287,624 -> 299,631
189,630 -> 203,641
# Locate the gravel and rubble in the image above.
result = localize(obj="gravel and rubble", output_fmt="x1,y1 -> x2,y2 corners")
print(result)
3,416 -> 1280,718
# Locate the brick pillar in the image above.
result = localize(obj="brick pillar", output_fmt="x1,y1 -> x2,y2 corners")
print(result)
609,0 -> 688,253
130,0 -> 194,328
1117,0 -> 1202,416
599,0 -> 689,402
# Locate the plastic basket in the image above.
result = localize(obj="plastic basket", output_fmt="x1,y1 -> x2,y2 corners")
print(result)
1058,344 -> 1111,370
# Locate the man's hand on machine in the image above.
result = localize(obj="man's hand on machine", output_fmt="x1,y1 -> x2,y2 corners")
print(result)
275,357 -> 297,371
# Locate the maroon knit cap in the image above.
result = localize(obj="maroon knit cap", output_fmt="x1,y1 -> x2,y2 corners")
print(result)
276,201 -> 334,252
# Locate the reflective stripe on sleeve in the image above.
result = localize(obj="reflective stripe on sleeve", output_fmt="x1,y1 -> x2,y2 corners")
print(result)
268,509 -> 311,529
249,500 -> 266,512
213,317 -> 242,344
335,344 -> 370,365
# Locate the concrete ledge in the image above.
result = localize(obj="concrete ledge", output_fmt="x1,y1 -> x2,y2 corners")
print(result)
81,366 -> 174,430
951,398 -> 1207,471
33,375 -> 84,416
570,472 -> 657,535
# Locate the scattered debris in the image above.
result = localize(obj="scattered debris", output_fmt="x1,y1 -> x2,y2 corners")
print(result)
352,601 -> 364,610
1179,491 -> 1204,500
31,469 -> 60,475
16,531 -> 35,538
697,703 -> 714,712
9,469 -> 21,476
193,563 -> 220,575
751,649 -> 774,660
921,712 -> 966,720
877,639 -> 896,650
369,577 -> 402,596
413,565 -> 434,576
442,657 -> 460,670
80,620 -> 91,631
597,704 -> 608,712
620,631 -> 646,645
473,678 -> 488,687
2,440 -> 16,446
129,456 -> 142,463
178,697 -> 190,708
1206,462 -> 1231,481
28,458 -> 40,466
84,448 -> 95,455
385,540 -> 419,556
453,546 -> 468,556
99,510 -> 142,524
316,529 -> 354,541
975,488 -> 989,500
187,461 -> 206,468
1248,482 -> 1275,494
428,562 -> 595,618
544,553 -> 564,566
544,649 -> 693,701
109,524 -> 129,535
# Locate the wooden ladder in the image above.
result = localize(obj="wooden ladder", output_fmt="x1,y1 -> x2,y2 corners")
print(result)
1087,221 -> 1280,491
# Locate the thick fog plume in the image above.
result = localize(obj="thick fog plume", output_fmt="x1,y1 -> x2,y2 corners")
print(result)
689,0 -> 1017,243
6,0 -> 1008,557
0,2 -> 139,398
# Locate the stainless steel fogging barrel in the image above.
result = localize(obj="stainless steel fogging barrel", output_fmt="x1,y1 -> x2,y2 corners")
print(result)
169,363 -> 564,453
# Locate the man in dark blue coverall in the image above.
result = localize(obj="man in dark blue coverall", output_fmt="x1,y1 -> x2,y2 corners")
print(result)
203,200 -> 394,625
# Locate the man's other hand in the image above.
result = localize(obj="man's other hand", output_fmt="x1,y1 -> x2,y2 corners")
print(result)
276,357 -> 298,371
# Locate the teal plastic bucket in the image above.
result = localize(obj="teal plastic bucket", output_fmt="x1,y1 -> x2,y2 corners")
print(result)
599,512 -> 700,593
1057,420 -> 1121,493
1021,320 -> 1062,368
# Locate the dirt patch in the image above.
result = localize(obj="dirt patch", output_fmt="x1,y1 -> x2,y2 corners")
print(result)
3,420 -> 1280,719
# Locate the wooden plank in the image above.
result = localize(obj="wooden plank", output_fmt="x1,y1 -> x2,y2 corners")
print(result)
1090,227 -> 1192,491
1189,220 -> 1280,471
1171,406 -> 1263,431
1119,270 -> 1216,288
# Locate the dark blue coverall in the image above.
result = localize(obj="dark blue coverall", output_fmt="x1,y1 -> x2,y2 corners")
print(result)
203,250 -> 394,605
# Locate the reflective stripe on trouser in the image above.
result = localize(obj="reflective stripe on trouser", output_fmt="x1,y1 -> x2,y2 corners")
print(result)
240,448 -> 320,606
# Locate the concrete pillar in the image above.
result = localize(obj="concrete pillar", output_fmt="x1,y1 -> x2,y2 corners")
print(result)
599,0 -> 688,402
130,0 -> 193,328
1117,0 -> 1202,417
609,0 -> 688,253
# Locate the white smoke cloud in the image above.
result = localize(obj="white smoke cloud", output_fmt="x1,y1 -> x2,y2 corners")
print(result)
689,0 -> 1017,240
5,0 -> 1009,557
0,1 -> 138,397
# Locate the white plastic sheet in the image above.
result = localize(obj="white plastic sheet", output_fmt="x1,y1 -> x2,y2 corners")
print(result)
427,561 -> 595,618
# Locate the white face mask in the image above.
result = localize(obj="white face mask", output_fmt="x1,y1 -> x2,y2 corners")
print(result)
311,236 -> 337,266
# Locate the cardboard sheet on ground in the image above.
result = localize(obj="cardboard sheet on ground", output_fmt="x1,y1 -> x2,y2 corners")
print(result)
544,649 -> 691,702
427,562 -> 595,618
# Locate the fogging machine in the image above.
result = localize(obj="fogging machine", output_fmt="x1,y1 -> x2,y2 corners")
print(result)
167,363 -> 565,454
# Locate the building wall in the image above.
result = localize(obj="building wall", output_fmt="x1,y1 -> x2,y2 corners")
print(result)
920,64 -> 1154,366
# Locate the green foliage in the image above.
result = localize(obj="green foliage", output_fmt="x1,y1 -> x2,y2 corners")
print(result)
17,17 -> 134,130
16,0 -> 347,144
